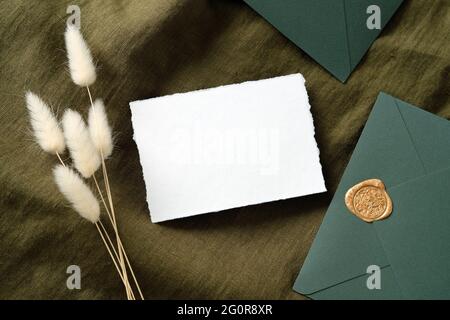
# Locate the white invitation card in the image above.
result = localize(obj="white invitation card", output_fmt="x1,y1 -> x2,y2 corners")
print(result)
130,74 -> 326,222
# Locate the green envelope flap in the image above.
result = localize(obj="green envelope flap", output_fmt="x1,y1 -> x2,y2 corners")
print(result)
244,0 -> 403,82
395,99 -> 450,172
344,0 -> 404,71
376,167 -> 450,299
294,92 -> 425,295
244,0 -> 350,81
310,266 -> 403,300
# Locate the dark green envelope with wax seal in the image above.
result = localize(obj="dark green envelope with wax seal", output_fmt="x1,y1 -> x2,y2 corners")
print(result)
294,92 -> 450,299
243,0 -> 403,82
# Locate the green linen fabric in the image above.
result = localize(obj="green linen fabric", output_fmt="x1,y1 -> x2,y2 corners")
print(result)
0,0 -> 448,299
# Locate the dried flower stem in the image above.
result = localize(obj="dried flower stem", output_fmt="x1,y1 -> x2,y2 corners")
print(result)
56,152 -> 65,167
93,174 -> 138,299
99,143 -> 133,300
93,174 -> 133,300
92,174 -> 144,299
98,221 -> 136,300
117,235 -> 144,299
95,221 -> 135,299
86,86 -> 142,300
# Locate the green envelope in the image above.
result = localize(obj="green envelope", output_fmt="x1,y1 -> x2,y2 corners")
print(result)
244,0 -> 403,82
293,92 -> 450,299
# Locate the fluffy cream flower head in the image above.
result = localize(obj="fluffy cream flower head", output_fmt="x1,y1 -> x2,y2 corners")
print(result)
65,25 -> 96,87
25,91 -> 65,154
53,165 -> 100,223
62,109 -> 101,178
88,99 -> 113,158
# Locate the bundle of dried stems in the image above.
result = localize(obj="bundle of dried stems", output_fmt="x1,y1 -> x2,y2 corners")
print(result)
25,24 -> 143,300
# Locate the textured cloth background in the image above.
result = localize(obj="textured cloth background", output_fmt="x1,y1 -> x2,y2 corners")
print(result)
0,0 -> 448,299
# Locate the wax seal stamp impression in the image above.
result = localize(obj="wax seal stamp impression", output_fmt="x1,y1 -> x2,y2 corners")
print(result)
345,179 -> 392,222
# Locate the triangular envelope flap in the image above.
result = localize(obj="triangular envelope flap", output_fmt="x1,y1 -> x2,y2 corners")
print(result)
344,0 -> 404,70
294,92 -> 425,295
244,0 -> 351,82
395,98 -> 450,173
310,266 -> 403,299
375,168 -> 450,299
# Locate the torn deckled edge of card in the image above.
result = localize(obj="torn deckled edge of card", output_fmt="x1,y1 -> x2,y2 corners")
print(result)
130,73 -> 326,223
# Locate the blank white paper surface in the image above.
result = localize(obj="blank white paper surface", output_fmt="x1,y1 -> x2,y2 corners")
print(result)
130,74 -> 326,223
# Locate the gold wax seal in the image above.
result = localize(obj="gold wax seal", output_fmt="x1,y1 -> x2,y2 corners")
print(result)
345,179 -> 392,222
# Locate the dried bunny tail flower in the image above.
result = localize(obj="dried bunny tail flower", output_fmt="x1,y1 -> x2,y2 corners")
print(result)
64,24 -> 96,87
88,99 -> 113,158
53,165 -> 100,223
62,109 -> 101,178
25,91 -> 65,154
